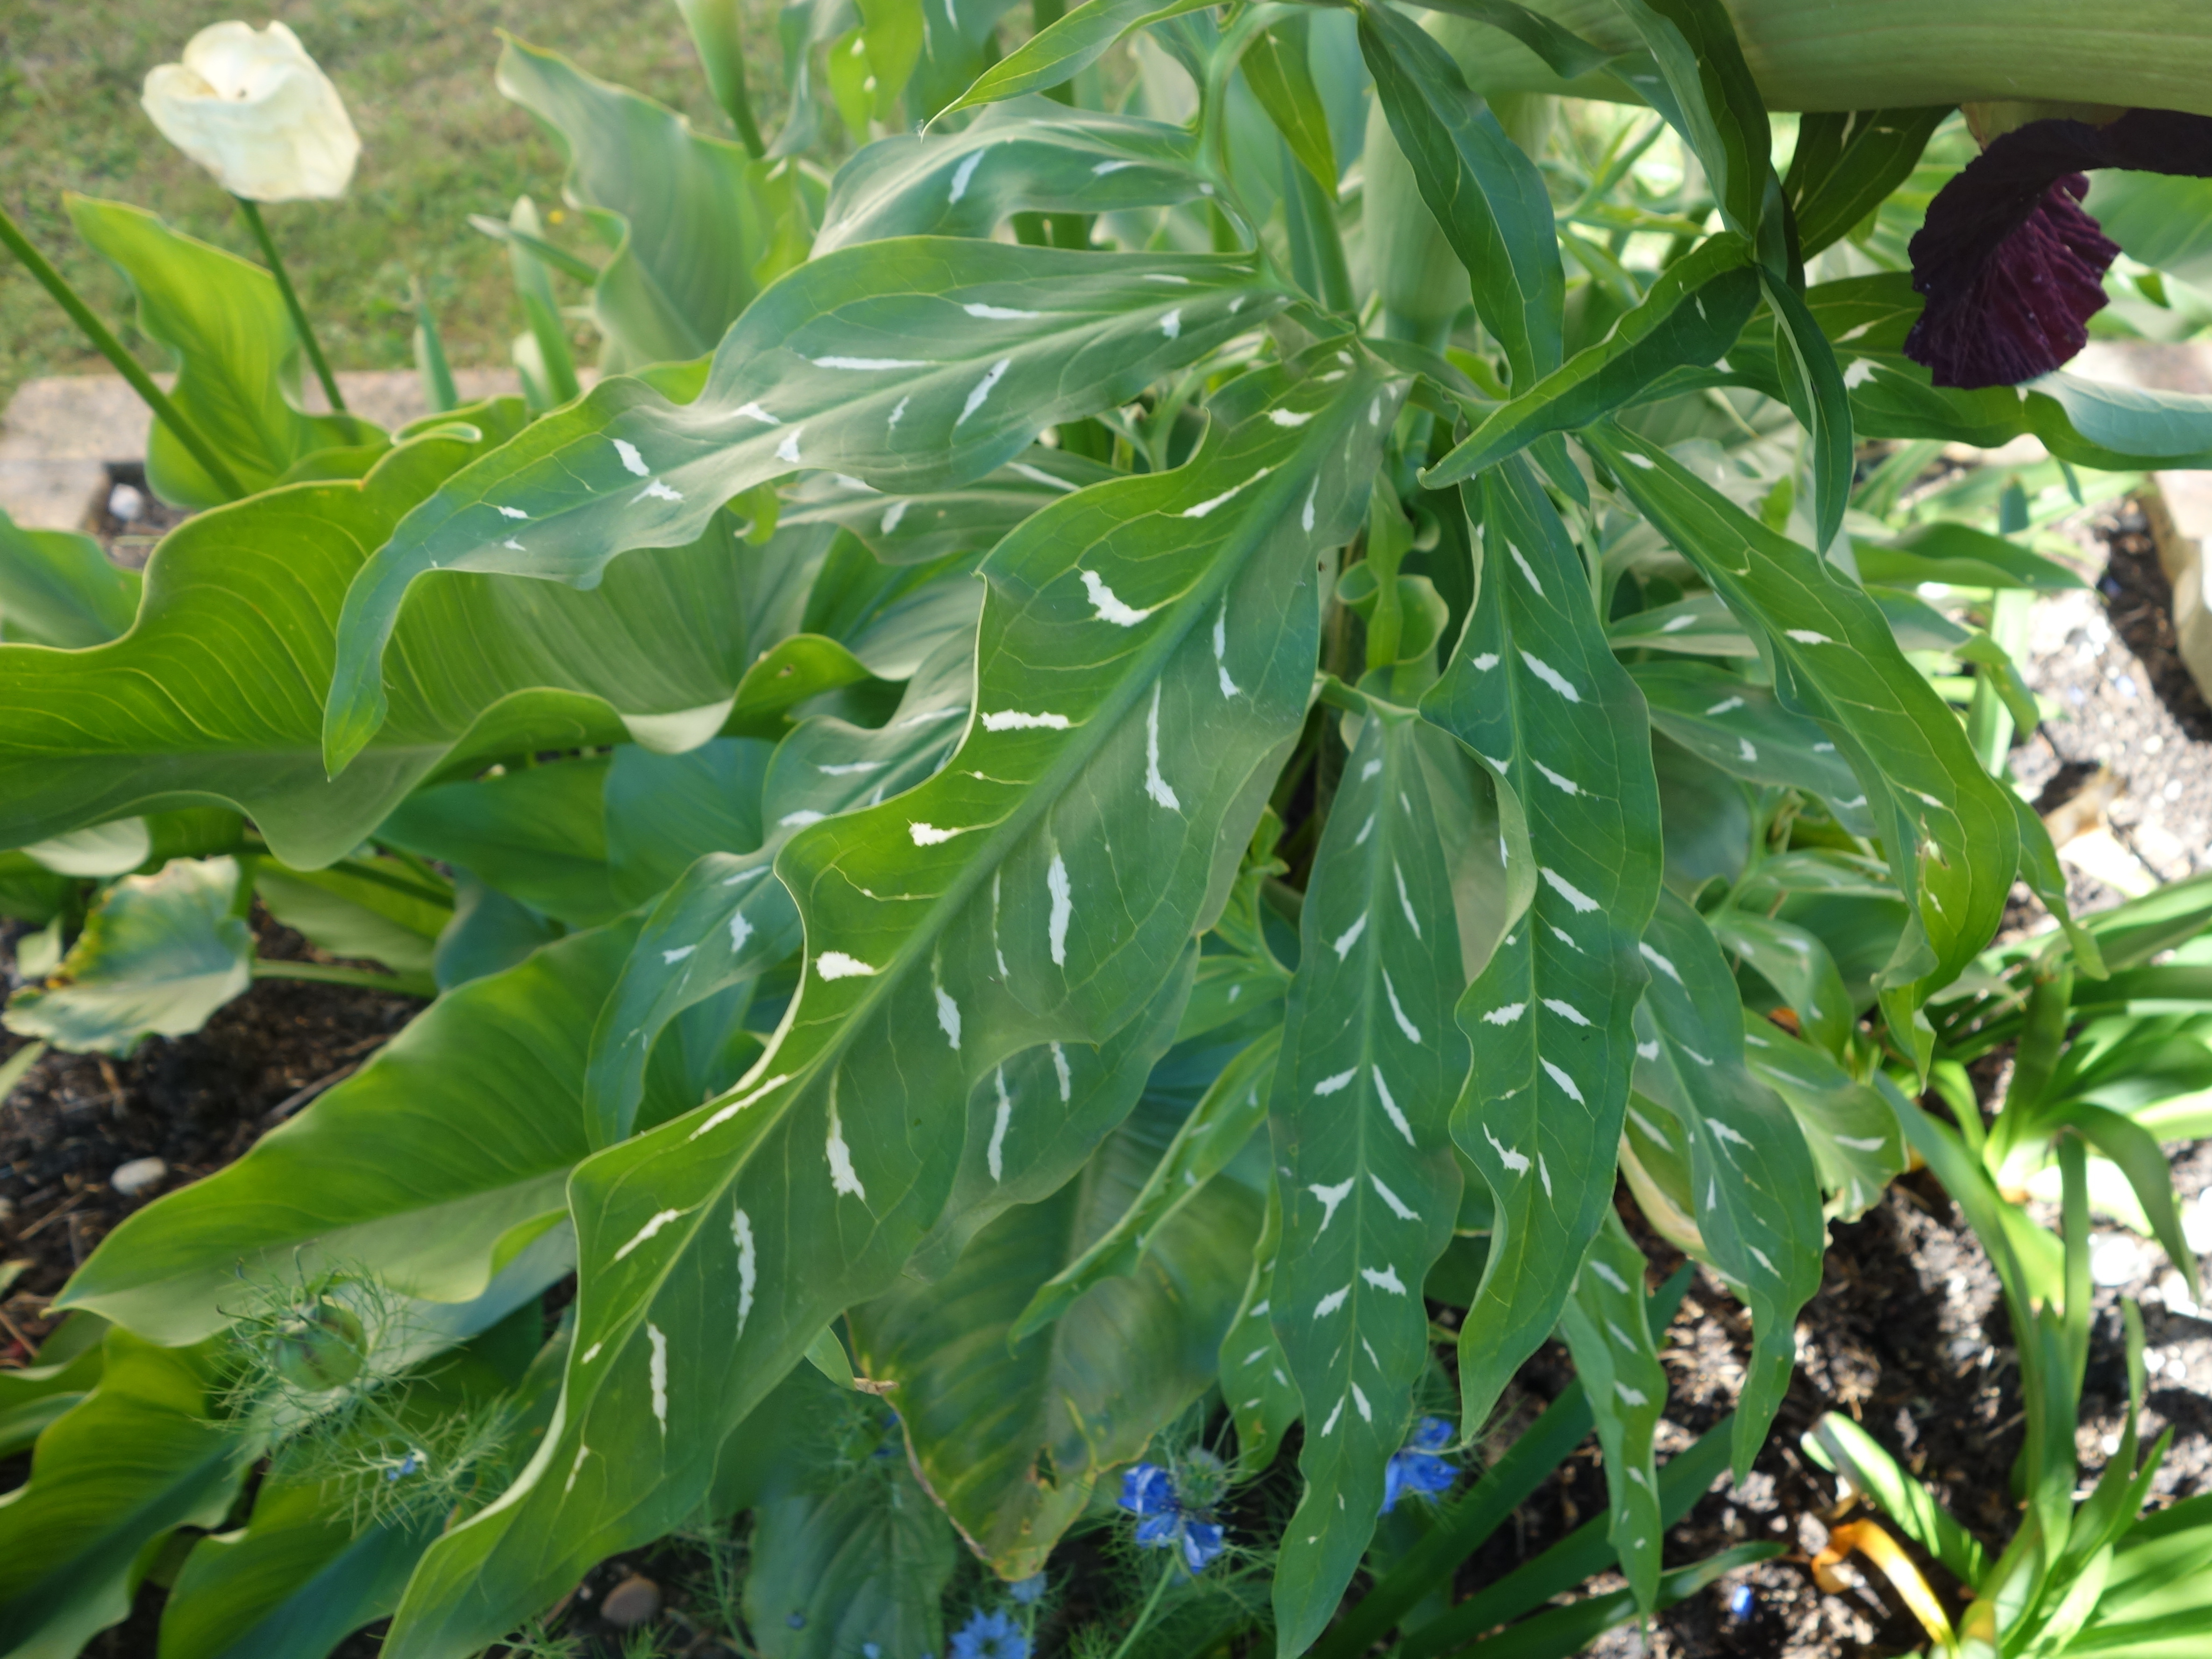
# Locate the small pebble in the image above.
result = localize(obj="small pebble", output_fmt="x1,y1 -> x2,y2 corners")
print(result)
599,1574 -> 661,1629
107,483 -> 146,523
110,1157 -> 167,1197
2090,1233 -> 2144,1288
2114,674 -> 2138,697
1727,1583 -> 1756,1619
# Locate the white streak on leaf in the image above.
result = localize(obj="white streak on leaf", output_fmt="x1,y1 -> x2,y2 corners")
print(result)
613,438 -> 650,477
1373,1067 -> 1415,1145
814,355 -> 927,370
1302,482 -> 1317,533
1050,1041 -> 1073,1101
1268,407 -> 1315,427
615,1208 -> 685,1261
1184,465 -> 1271,520
1382,969 -> 1422,1043
497,505 -> 527,519
730,909 -> 754,954
947,148 -> 985,202
647,1324 -> 670,1430
1638,942 -> 1683,984
934,985 -> 961,1050
1541,1058 -> 1586,1106
1836,1134 -> 1889,1152
1143,684 -> 1179,809
963,302 -> 1039,320
1321,1396 -> 1345,1435
661,945 -> 696,965
775,427 -> 804,465
1482,1002 -> 1527,1026
1394,862 -> 1423,937
1354,813 -> 1376,846
1352,1381 -> 1374,1421
1159,307 -> 1181,339
1531,757 -> 1578,796
1705,696 -> 1745,715
1314,1067 -> 1357,1097
983,709 -> 1071,731
958,358 -> 1012,426
1315,1285 -> 1351,1317
1361,1264 -> 1407,1295
1589,1260 -> 1630,1294
1213,601 -> 1241,696
1614,1380 -> 1648,1407
910,822 -> 962,845
732,1207 -> 756,1334
736,402 -> 779,425
1081,569 -> 1153,626
1309,1177 -> 1355,1232
1508,542 -> 1544,596
1331,910 -> 1368,959
1370,1173 -> 1418,1220
1541,997 -> 1592,1026
1484,1125 -> 1531,1175
1047,853 -> 1072,965
1786,629 -> 1834,645
817,950 -> 878,981
988,1068 -> 1013,1181
1540,867 -> 1600,912
687,1073 -> 791,1139
825,1079 -> 867,1199
1521,651 -> 1582,702
566,1443 -> 591,1493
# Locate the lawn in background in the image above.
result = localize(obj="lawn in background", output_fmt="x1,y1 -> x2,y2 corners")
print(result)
0,0 -> 784,410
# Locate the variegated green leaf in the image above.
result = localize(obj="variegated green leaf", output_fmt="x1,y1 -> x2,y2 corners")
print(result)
1629,659 -> 1874,836
1421,456 -> 1659,1436
377,344 -> 1407,1659
1590,424 -> 2022,1063
1011,1025 -> 1275,1339
1423,235 -> 1757,490
1268,706 -> 1492,1653
1558,1209 -> 1667,1613
1743,1015 -> 1906,1221
781,449 -> 1114,565
850,1079 -> 1263,1576
816,98 -> 1206,251
325,240 -> 1286,773
1709,909 -> 1851,1057
1635,890 -> 1822,1475
1220,1178 -> 1301,1474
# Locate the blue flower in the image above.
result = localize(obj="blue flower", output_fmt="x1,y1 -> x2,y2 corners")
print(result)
1009,1572 -> 1047,1605
1381,1417 -> 1459,1515
950,1607 -> 1029,1659
1117,1459 -> 1227,1573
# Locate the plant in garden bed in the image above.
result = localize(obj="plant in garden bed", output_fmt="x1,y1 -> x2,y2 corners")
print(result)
10,0 -> 2212,1654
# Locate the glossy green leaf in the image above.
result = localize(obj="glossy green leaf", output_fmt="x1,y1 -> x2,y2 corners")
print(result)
1421,456 -> 1659,1437
0,422 -> 781,870
939,0 -> 1209,114
0,513 -> 140,648
1635,890 -> 1822,1476
66,197 -> 370,509
1856,522 -> 2087,592
1607,590 -> 1755,657
0,1330 -> 244,1659
1591,424 -> 2023,1054
377,344 -> 1406,1659
852,1083 -> 1262,1576
1218,1177 -> 1300,1474
378,758 -> 622,927
1359,1 -> 1563,390
1557,1210 -> 1667,1612
817,98 -> 1206,251
1608,0 -> 1768,240
56,925 -> 633,1343
4,856 -> 249,1056
782,449 -> 1112,566
497,36 -> 807,370
325,239 -> 1286,774
1423,236 -> 1758,488
1268,707 -> 1493,1652
1781,107 -> 1950,259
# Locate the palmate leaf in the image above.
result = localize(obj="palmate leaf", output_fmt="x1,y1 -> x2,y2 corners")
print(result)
1358,1 -> 1564,389
324,239 -> 1287,774
377,344 -> 1408,1659
1558,1209 -> 1668,1613
1635,890 -> 1823,1475
851,1070 -> 1262,1576
815,97 -> 1207,251
1421,456 -> 1661,1437
1268,706 -> 1499,1654
1590,425 -> 2024,1061
0,418 -> 782,869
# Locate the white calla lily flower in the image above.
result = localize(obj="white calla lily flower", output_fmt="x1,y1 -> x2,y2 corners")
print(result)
142,21 -> 360,202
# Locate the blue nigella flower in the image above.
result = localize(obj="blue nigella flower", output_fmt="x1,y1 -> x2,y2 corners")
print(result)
950,1607 -> 1029,1659
1009,1572 -> 1047,1605
1117,1460 -> 1226,1572
1381,1417 -> 1459,1515
383,1448 -> 425,1483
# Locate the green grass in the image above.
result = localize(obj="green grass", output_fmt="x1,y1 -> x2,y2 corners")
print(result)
0,0 -> 784,413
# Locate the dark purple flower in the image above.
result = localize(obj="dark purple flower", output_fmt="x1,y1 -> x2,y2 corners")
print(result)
1906,108 -> 2212,389
1381,1415 -> 1460,1514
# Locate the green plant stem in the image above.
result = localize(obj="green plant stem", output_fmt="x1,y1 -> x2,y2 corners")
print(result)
251,960 -> 435,998
234,196 -> 346,414
1106,1557 -> 1178,1659
0,198 -> 248,501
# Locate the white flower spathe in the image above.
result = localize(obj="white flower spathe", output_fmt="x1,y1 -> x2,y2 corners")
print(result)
142,21 -> 360,202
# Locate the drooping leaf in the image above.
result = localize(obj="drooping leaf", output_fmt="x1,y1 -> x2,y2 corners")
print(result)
1557,1210 -> 1667,1613
377,344 -> 1407,1659
1855,522 -> 2087,593
0,421 -> 779,870
781,448 -> 1112,566
0,513 -> 140,648
1358,0 -> 1563,389
4,857 -> 250,1056
0,1331 -> 245,1659
66,198 -> 371,508
1420,456 -> 1660,1436
1590,424 -> 2023,1060
496,36 -> 808,370
324,239 -> 1287,774
1219,1177 -> 1301,1474
1635,890 -> 1823,1476
1423,235 -> 1758,488
851,1081 -> 1263,1576
1268,707 -> 1493,1653
56,925 -> 635,1344
816,97 -> 1206,252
